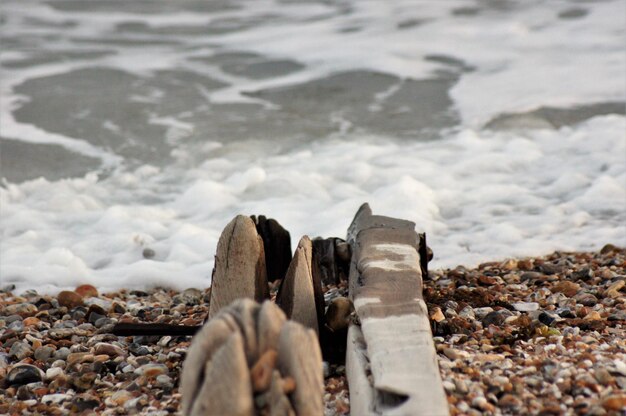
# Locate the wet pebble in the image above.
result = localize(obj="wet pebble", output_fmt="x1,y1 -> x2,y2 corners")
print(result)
94,342 -> 125,357
7,364 -> 44,386
57,291 -> 84,309
33,346 -> 54,362
481,310 -> 513,326
75,285 -> 99,298
134,363 -> 168,377
9,341 -> 33,360
574,292 -> 598,306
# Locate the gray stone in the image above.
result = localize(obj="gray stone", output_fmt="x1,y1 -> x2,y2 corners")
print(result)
574,292 -> 598,306
54,347 -> 71,360
5,314 -> 23,324
34,346 -> 54,362
9,341 -> 32,360
482,310 -> 513,327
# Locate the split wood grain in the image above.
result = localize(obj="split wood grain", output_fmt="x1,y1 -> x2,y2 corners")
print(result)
209,215 -> 269,319
276,236 -> 324,334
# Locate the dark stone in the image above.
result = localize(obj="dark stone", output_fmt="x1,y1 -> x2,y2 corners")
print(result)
130,290 -> 149,297
88,312 -> 105,325
571,268 -> 593,281
126,381 -> 141,391
134,335 -> 161,345
94,317 -> 115,328
608,311 -> 626,321
86,304 -> 107,323
7,364 -> 43,386
104,360 -> 118,374
90,361 -> 105,374
574,293 -> 598,306
129,343 -> 150,356
600,244 -> 618,254
71,395 -> 100,412
481,310 -> 512,327
72,372 -> 97,390
538,312 -> 559,326
72,308 -> 87,321
521,272 -> 548,282
16,385 -> 34,400
538,263 -> 562,275
172,288 -> 203,306
112,303 -> 126,314
556,308 -> 576,318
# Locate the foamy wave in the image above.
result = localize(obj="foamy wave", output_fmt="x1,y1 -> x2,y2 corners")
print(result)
2,115 -> 624,293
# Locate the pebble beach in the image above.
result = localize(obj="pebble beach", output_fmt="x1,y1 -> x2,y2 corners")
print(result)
426,244 -> 626,415
1,245 -> 624,415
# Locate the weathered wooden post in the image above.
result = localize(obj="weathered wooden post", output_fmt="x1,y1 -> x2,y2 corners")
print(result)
181,299 -> 324,416
209,215 -> 269,319
345,203 -> 449,416
275,236 -> 324,334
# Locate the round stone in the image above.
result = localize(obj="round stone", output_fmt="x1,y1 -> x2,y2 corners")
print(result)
75,285 -> 99,298
7,364 -> 44,386
57,291 -> 84,309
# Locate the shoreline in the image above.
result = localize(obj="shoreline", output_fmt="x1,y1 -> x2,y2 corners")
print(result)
1,246 -> 624,415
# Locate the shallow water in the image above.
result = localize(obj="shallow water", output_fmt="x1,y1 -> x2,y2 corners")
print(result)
1,0 -> 625,293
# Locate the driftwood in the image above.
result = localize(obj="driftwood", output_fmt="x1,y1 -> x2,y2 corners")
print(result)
345,203 -> 448,416
275,236 -> 324,334
209,215 -> 269,319
181,299 -> 323,416
252,215 -> 292,282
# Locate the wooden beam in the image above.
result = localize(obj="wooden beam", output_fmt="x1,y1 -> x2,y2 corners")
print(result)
346,203 -> 449,416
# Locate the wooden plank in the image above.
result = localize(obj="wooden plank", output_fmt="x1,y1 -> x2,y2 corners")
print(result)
345,325 -> 376,416
346,203 -> 449,416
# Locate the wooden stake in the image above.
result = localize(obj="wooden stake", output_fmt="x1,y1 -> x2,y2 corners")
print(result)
209,215 -> 269,319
